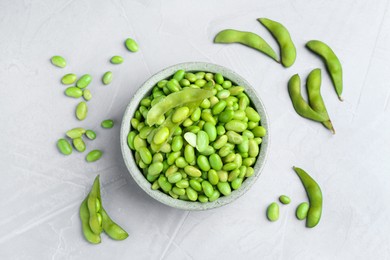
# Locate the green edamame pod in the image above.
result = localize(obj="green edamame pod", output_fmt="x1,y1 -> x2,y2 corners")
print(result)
293,166 -> 322,228
288,74 -> 328,122
214,29 -> 278,62
306,69 -> 335,134
258,18 -> 296,67
306,40 -> 343,101
101,207 -> 129,240
79,198 -> 101,244
87,176 -> 103,235
146,88 -> 213,126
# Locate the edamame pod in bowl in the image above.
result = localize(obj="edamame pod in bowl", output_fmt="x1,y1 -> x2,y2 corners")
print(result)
120,62 -> 269,211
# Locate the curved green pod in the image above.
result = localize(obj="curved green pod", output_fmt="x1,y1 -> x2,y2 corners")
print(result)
214,29 -> 278,62
288,74 -> 328,122
306,40 -> 343,101
293,167 -> 322,228
306,69 -> 335,134
258,18 -> 296,67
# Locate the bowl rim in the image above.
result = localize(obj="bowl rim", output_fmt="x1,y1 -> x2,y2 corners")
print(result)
120,62 -> 270,211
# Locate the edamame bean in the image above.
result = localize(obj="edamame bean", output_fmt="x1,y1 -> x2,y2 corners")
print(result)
83,89 -> 92,101
57,138 -> 72,155
172,187 -> 186,196
176,179 -> 189,189
153,127 -> 169,145
167,172 -> 182,183
127,131 -> 136,150
231,178 -> 243,190
306,40 -> 343,101
209,190 -> 220,202
139,147 -> 152,164
185,73 -> 197,82
61,73 -> 77,85
102,71 -> 113,85
198,195 -> 209,203
245,166 -> 254,177
217,182 -> 231,196
65,87 -> 83,98
79,198 -> 101,244
171,136 -> 183,152
245,107 -> 260,122
76,102 -> 88,121
296,202 -> 310,220
66,127 -> 86,139
202,180 -> 214,198
219,110 -> 234,123
110,56 -> 123,64
252,126 -> 266,137
73,137 -> 86,152
226,131 -> 243,144
125,38 -> 139,52
279,195 -> 291,204
172,106 -> 189,123
225,120 -> 247,132
175,157 -> 188,168
158,176 -> 172,192
203,122 -> 217,142
184,165 -> 201,177
101,119 -> 114,129
293,166 -> 322,228
229,86 -> 244,96
243,158 -> 256,167
184,144 -> 195,164
86,150 -> 103,162
189,179 -> 202,192
51,56 -> 66,68
208,169 -> 219,185
197,155 -> 211,171
209,154 -> 223,171
258,18 -> 296,67
215,73 -> 224,84
196,130 -> 209,152
186,187 -> 198,201
148,162 -> 164,176
248,139 -> 259,157
212,100 -> 226,115
214,29 -> 278,62
217,170 -> 228,182
266,202 -> 279,221
217,89 -> 230,99
76,74 -> 92,89
237,136 -> 249,153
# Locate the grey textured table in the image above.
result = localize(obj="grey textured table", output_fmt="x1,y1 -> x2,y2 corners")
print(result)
1,0 -> 390,259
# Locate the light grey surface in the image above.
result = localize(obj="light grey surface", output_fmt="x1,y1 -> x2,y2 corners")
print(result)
1,0 -> 390,259
120,62 -> 269,211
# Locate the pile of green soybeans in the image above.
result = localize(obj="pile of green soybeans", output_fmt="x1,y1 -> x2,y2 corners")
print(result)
127,70 -> 267,203
54,37 -> 139,162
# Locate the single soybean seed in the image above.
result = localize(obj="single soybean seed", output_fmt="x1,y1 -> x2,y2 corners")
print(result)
57,138 -> 72,155
101,119 -> 114,129
266,202 -> 279,222
76,102 -> 88,121
110,56 -> 124,64
154,127 -> 169,145
61,73 -> 77,85
83,89 -> 92,101
51,55 -> 66,68
217,182 -> 231,196
279,195 -> 291,205
102,71 -> 113,85
76,74 -> 92,89
125,38 -> 139,52
85,130 -> 96,140
172,106 -> 189,123
296,202 -> 310,220
66,127 -> 86,139
65,87 -> 83,98
73,137 -> 86,152
86,150 -> 103,162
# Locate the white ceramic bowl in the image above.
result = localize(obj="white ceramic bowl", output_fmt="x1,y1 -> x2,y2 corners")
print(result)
120,62 -> 269,210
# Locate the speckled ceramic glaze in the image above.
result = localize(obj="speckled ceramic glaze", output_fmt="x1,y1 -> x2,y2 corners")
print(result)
120,62 -> 270,211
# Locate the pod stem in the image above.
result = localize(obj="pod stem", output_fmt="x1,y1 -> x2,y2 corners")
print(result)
338,96 -> 344,102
